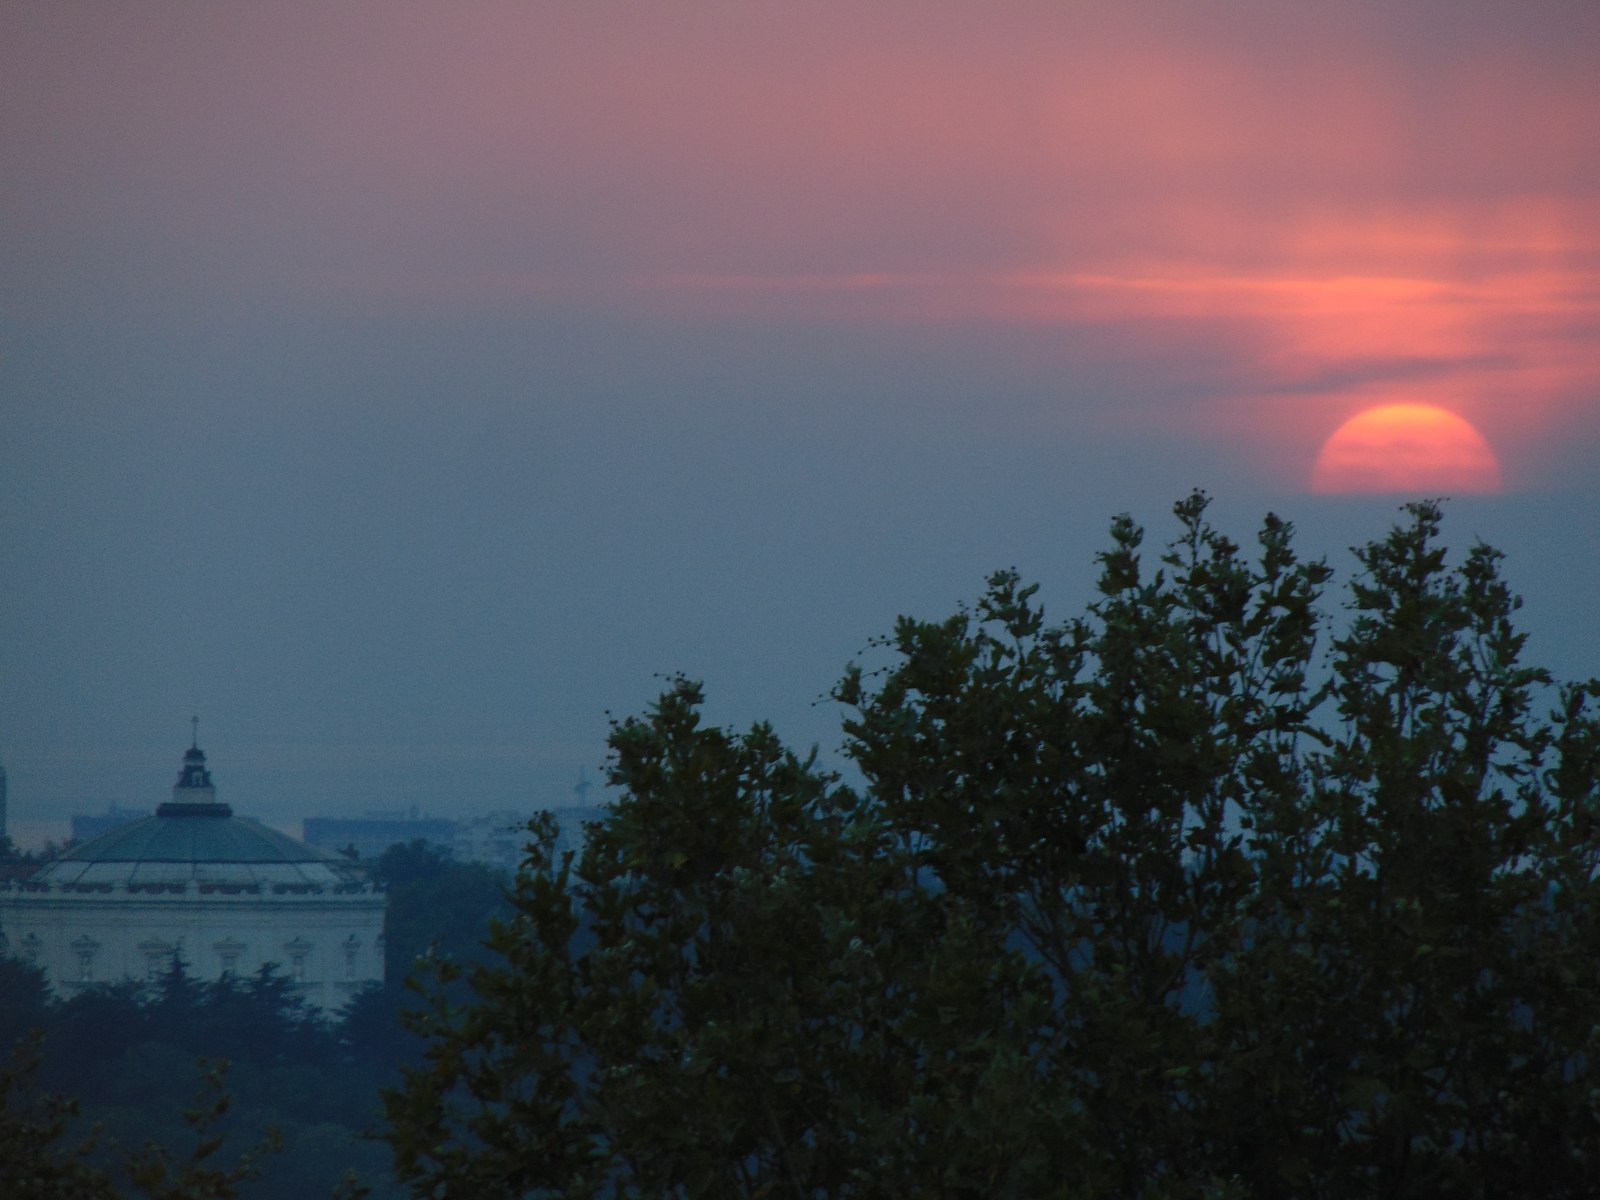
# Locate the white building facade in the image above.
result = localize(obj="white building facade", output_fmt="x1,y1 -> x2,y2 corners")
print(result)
0,743 -> 385,1013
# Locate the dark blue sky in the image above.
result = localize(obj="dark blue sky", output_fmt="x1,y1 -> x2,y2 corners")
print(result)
3,2 -> 1596,842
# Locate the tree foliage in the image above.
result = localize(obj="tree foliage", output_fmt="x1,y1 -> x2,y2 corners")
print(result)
373,840 -> 514,985
1,1032 -> 118,1200
1,1040 -> 278,1200
0,832 -> 518,1199
389,495 -> 1600,1198
0,956 -> 405,1199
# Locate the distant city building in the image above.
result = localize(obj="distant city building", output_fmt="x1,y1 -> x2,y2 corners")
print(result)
302,813 -> 457,863
449,807 -> 605,874
301,805 -> 607,876
539,805 -> 605,864
453,809 -> 547,875
0,741 -> 384,1012
70,803 -> 153,843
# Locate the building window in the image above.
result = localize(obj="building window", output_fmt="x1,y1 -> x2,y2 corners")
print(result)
214,938 -> 247,976
283,936 -> 312,984
72,936 -> 100,982
139,939 -> 176,983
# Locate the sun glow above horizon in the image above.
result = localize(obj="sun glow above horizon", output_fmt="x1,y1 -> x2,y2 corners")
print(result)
1311,404 -> 1502,494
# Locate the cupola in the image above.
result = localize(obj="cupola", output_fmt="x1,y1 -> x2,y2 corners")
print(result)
158,725 -> 231,817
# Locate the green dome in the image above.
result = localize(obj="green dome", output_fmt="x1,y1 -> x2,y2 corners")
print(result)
55,813 -> 332,865
34,743 -> 365,890
37,813 -> 361,889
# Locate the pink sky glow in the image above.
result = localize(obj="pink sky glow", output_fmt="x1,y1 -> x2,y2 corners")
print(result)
5,2 -> 1600,829
5,1 -> 1598,489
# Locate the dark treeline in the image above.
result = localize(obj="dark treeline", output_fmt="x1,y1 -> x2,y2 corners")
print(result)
388,498 -> 1600,1199
1,838 -> 514,1200
11,497 -> 1600,1199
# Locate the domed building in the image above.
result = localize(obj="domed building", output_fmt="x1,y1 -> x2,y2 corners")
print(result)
0,741 -> 385,1013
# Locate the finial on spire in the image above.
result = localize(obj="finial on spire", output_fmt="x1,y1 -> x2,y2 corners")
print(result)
191,715 -> 200,749
164,734 -> 225,815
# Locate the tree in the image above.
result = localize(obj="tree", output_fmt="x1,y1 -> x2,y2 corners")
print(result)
1,1041 -> 277,1200
388,684 -> 1057,1197
1,1033 -> 119,1200
117,1061 -> 282,1200
374,840 -> 514,984
386,496 -> 1600,1199
0,954 -> 407,1199
0,953 -> 52,1051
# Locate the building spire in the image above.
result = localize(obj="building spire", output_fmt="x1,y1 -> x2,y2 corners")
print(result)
159,730 -> 229,817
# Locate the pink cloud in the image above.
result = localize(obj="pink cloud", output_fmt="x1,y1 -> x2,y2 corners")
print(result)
4,2 -> 1597,486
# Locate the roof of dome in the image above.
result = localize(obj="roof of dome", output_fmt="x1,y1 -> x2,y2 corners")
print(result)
34,813 -> 363,889
30,742 -> 368,890
53,813 -> 333,866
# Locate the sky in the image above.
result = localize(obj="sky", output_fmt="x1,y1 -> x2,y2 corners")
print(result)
3,1 -> 1598,845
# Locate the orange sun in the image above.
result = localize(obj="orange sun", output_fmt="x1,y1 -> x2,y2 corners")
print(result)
1310,404 -> 1502,494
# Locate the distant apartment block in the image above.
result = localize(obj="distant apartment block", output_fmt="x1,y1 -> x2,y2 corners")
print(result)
302,813 -> 457,863
301,806 -> 606,875
539,806 -> 604,863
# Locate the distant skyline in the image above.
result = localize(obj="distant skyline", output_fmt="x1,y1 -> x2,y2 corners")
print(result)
3,3 -> 1597,846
